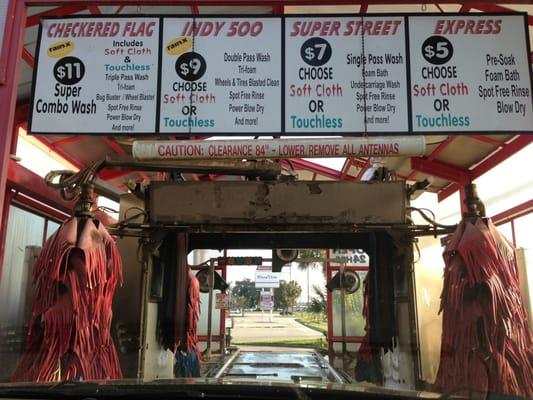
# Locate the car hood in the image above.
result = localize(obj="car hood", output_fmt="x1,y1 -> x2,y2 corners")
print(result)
0,378 -> 445,399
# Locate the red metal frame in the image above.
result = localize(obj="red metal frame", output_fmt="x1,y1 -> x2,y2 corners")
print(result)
11,192 -> 70,222
189,259 -> 227,353
7,159 -> 74,215
26,5 -> 87,27
411,157 -> 471,185
469,135 -> 505,147
22,0 -> 533,5
11,1 -> 533,190
0,0 -> 26,274
438,135 -> 533,202
491,199 -> 533,226
326,249 -> 368,354
281,159 -> 358,181
490,199 -> 533,247
0,0 -> 18,83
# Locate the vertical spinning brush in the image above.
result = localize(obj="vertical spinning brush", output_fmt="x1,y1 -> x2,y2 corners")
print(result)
12,165 -> 123,382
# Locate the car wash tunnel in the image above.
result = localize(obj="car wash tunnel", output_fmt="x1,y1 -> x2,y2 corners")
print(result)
0,1 -> 532,399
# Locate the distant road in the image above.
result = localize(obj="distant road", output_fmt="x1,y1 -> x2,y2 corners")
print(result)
230,312 -> 324,342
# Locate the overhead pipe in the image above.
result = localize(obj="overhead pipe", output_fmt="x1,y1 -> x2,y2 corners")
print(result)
132,136 -> 426,161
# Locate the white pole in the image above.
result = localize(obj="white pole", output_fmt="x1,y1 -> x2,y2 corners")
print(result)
269,288 -> 273,322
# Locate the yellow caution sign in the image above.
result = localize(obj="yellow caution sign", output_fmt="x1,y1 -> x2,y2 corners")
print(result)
165,36 -> 193,56
47,40 -> 75,58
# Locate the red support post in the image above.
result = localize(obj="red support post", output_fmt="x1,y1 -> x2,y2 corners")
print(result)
220,249 -> 227,351
0,0 -> 17,83
0,0 -> 27,275
458,184 -> 468,215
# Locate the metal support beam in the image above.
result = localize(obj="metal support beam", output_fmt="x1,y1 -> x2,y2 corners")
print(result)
406,136 -> 456,181
472,3 -> 533,25
356,159 -> 370,180
281,158 -> 357,181
468,135 -> 504,147
26,5 -> 86,27
458,4 -> 471,13
87,4 -> 102,13
32,134 -> 84,170
11,192 -> 70,222
469,135 -> 532,179
6,159 -> 74,214
411,157 -> 471,184
438,135 -> 532,202
51,136 -> 84,147
491,199 -> 533,226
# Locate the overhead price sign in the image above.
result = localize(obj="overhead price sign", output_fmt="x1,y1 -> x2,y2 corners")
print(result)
159,17 -> 282,134
284,16 -> 409,133
30,18 -> 160,134
409,15 -> 533,132
29,14 -> 533,136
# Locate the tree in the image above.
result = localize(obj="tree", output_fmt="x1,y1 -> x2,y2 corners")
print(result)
274,280 -> 302,313
306,284 -> 327,314
296,249 -> 326,272
231,279 -> 260,315
296,249 -> 326,304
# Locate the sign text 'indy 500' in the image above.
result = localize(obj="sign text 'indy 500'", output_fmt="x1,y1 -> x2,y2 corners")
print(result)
29,14 -> 533,135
